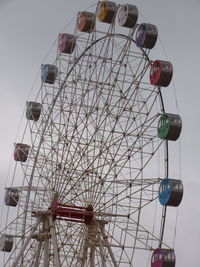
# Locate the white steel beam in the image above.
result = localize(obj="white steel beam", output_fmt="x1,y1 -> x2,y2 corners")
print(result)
12,217 -> 41,267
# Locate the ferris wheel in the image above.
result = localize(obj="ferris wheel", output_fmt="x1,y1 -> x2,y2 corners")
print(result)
0,1 -> 183,267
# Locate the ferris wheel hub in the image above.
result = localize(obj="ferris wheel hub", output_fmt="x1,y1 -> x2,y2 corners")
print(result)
51,200 -> 94,225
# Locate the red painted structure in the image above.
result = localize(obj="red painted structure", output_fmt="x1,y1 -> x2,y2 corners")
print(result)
151,248 -> 176,267
51,200 -> 93,225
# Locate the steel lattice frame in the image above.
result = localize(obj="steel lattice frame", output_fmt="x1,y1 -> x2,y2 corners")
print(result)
1,4 -> 173,267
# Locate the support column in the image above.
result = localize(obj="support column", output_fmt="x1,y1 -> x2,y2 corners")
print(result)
43,217 -> 50,267
49,216 -> 61,267
99,244 -> 106,267
89,245 -> 95,267
81,237 -> 89,267
34,241 -> 42,267
101,228 -> 118,267
43,238 -> 49,267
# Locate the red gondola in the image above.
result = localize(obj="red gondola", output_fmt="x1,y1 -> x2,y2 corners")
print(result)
150,60 -> 173,87
77,11 -> 95,32
14,143 -> 30,162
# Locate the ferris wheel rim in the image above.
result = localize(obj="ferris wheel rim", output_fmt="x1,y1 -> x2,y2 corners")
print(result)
21,31 -> 162,222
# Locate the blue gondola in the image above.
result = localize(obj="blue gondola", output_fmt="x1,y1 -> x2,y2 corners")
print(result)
159,178 -> 183,207
41,64 -> 57,84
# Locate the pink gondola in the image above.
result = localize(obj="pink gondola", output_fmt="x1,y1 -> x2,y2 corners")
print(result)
59,34 -> 76,54
151,248 -> 175,267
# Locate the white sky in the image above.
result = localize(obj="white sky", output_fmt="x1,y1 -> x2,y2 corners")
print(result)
0,0 -> 199,266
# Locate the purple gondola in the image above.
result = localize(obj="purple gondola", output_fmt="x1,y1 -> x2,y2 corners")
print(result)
136,23 -> 158,49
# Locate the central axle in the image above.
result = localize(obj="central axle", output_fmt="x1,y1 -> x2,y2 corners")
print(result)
51,200 -> 94,225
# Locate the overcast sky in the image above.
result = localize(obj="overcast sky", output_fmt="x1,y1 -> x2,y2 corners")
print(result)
0,0 -> 199,266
